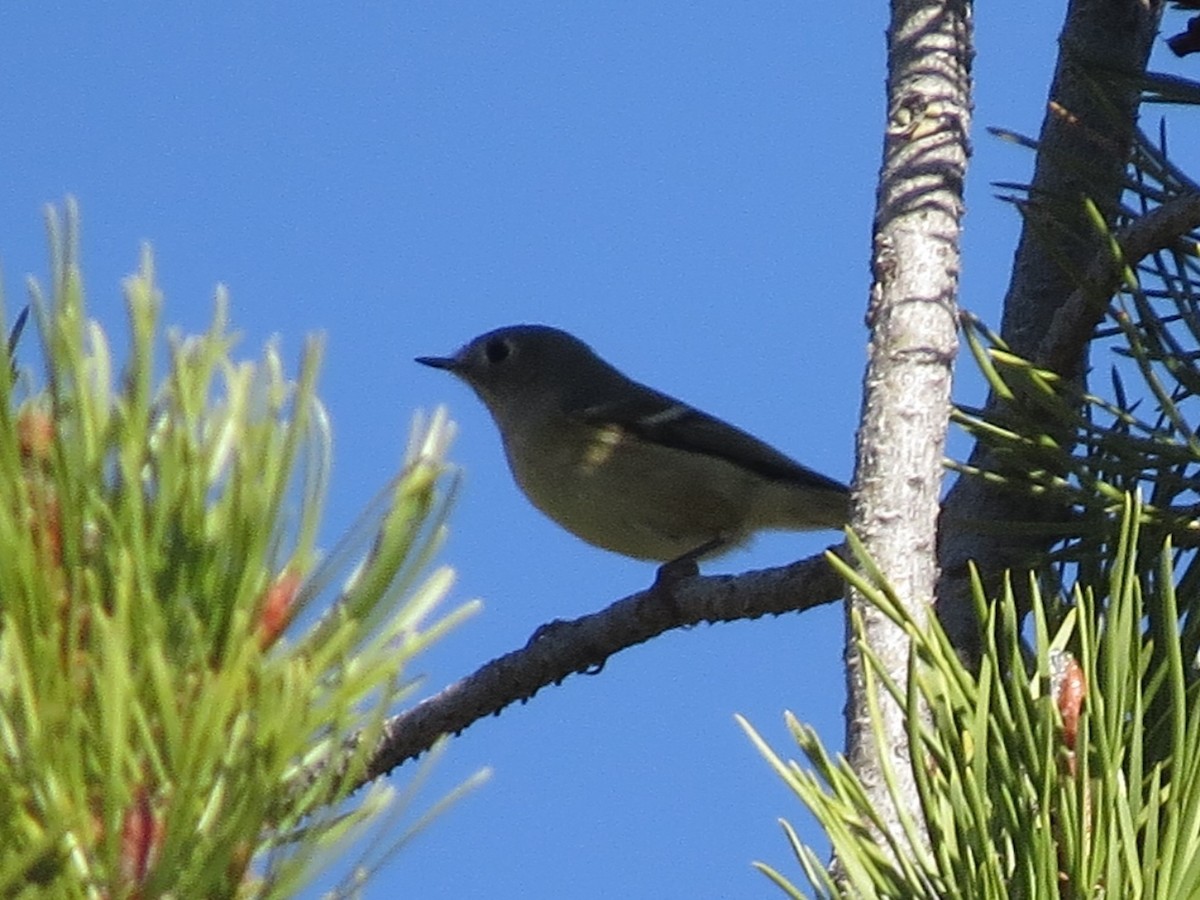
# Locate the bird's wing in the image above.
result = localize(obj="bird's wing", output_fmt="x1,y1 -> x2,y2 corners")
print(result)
575,390 -> 848,494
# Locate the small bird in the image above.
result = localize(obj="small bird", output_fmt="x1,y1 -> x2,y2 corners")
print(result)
416,325 -> 848,565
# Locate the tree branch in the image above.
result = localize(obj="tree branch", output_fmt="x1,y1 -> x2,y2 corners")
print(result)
936,0 -> 1166,653
1038,193 -> 1200,380
346,547 -> 845,784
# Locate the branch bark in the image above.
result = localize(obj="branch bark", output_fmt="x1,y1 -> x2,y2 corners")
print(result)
843,0 -> 971,855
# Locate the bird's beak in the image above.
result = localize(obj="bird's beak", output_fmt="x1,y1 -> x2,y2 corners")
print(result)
415,354 -> 461,372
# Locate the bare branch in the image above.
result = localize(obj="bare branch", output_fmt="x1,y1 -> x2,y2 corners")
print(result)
349,547 -> 845,783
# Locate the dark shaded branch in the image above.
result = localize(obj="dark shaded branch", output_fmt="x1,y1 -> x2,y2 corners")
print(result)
995,2 -> 1166,363
937,0 -> 1166,653
1039,193 -> 1200,380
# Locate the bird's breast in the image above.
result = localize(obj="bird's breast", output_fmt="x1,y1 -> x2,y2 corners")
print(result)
499,418 -> 754,561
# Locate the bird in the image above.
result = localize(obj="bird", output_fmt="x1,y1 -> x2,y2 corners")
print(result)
416,325 -> 848,565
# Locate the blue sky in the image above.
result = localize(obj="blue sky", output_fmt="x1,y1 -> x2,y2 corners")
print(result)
2,4 -> 1183,898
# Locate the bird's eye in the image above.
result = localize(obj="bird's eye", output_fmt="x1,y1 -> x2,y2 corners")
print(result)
485,338 -> 511,364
